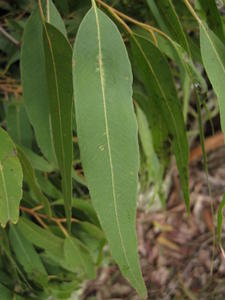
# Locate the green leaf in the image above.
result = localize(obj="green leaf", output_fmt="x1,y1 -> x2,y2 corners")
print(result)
20,146 -> 55,173
217,193 -> 225,245
52,198 -> 99,225
151,0 -> 191,54
73,3 -> 146,297
42,22 -> 73,230
0,283 -> 12,300
146,0 -> 169,34
16,146 -> 51,216
9,225 -> 47,279
198,0 -> 224,42
6,101 -> 32,148
63,236 -> 96,279
21,0 -> 66,164
200,22 -> 225,137
131,34 -> 190,211
17,218 -> 64,257
136,104 -> 161,183
0,128 -> 23,227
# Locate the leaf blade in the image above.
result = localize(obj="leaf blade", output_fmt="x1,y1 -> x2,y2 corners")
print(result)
200,22 -> 225,136
131,34 -> 190,210
42,22 -> 73,229
73,4 -> 146,297
0,128 -> 23,227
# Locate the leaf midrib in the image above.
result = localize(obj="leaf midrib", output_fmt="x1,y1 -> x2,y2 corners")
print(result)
92,3 -> 139,286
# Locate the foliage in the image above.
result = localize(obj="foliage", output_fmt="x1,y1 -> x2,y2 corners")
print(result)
0,0 -> 224,299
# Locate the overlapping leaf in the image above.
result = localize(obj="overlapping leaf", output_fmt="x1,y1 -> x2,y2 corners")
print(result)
16,146 -> 51,216
0,128 -> 23,227
42,22 -> 73,229
21,0 -> 66,164
131,34 -> 189,210
73,2 -> 146,297
200,22 -> 225,136
9,225 -> 47,281
198,0 -> 224,41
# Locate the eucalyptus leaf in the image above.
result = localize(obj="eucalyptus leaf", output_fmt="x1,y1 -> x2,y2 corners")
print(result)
21,0 -> 66,164
42,22 -> 73,230
16,146 -> 51,216
73,2 -> 146,297
6,101 -> 32,148
131,34 -> 190,211
0,127 -> 23,227
63,236 -> 96,279
17,218 -> 64,257
200,22 -> 225,137
198,0 -> 224,41
9,225 -> 47,280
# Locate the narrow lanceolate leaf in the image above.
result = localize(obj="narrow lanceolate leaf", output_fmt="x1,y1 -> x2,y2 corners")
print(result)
9,225 -> 47,277
198,0 -> 224,42
17,218 -> 64,257
6,102 -> 32,148
16,146 -> 51,216
0,128 -> 23,227
200,22 -> 225,136
64,237 -> 96,279
136,105 -> 160,183
73,2 -> 147,298
131,34 -> 189,210
42,22 -> 73,229
153,0 -> 191,54
21,0 -> 66,164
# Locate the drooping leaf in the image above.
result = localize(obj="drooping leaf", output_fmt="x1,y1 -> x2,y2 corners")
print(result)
136,104 -> 161,184
198,0 -> 224,42
20,146 -> 55,173
52,198 -> 99,225
134,86 -> 170,165
17,218 -> 64,257
200,22 -> 225,137
131,34 -> 189,211
42,21 -> 73,230
9,225 -> 47,280
146,0 -> 169,34
133,26 -> 207,96
73,2 -> 147,297
21,0 -> 66,164
16,146 -> 51,216
36,172 -> 62,199
63,236 -> 96,279
151,0 -> 191,54
0,127 -> 23,227
6,101 -> 32,148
